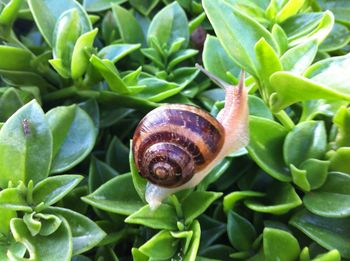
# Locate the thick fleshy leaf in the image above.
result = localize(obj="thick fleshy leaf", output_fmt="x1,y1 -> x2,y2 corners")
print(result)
45,207 -> 106,255
139,230 -> 178,260
88,156 -> 118,193
254,37 -> 282,96
283,121 -> 327,167
304,172 -> 350,217
202,35 -> 241,83
112,4 -> 146,47
329,147 -> 350,174
223,191 -> 265,213
0,208 -> 16,236
0,46 -> 32,71
288,11 -> 334,47
263,228 -> 300,261
98,44 -> 141,63
71,29 -> 98,79
0,188 -> 31,212
82,173 -> 144,215
333,106 -> 350,147
319,23 -> 350,52
318,0 -> 350,25
125,204 -> 177,230
0,88 -> 24,122
227,211 -> 256,251
130,0 -> 159,15
199,215 -> 226,249
276,0 -> 306,23
280,40 -> 318,75
83,0 -> 127,12
245,183 -> 302,214
106,136 -> 129,173
90,55 -> 130,94
129,142 -> 146,201
270,72 -> 350,112
182,191 -> 222,225
9,218 -> 72,261
32,175 -> 83,208
46,105 -> 97,174
28,0 -> 91,46
247,116 -> 291,181
203,0 -> 278,76
0,100 -> 52,187
147,2 -> 189,49
290,209 -> 350,258
300,99 -> 347,122
183,220 -> 201,261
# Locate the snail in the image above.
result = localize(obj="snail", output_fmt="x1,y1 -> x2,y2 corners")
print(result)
132,64 -> 249,209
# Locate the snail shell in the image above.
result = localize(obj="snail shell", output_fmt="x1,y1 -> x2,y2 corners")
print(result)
132,64 -> 249,209
132,104 -> 225,188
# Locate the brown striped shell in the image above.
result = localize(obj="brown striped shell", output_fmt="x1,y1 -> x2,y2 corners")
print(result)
132,104 -> 225,188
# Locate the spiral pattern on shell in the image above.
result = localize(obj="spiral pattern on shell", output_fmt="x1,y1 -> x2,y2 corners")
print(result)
132,104 -> 225,188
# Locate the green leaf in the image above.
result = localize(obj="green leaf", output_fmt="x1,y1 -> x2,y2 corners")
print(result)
0,46 -> 32,71
319,23 -> 350,52
88,156 -> 118,193
333,106 -> 350,147
318,0 -> 350,26
284,121 -> 327,167
83,0 -> 127,12
182,191 -> 222,225
223,191 -> 265,213
0,0 -> 23,26
82,173 -> 144,215
112,4 -> 146,47
52,8 -> 83,78
183,220 -> 201,261
90,55 -> 130,94
248,95 -> 274,120
28,0 -> 91,46
304,172 -> 350,217
0,188 -> 31,211
46,105 -> 97,174
0,100 -> 52,188
203,35 -> 241,83
147,2 -> 189,50
281,40 -> 318,75
129,141 -> 146,201
106,136 -> 130,173
247,116 -> 291,182
270,72 -> 350,112
45,207 -> 106,255
0,208 -> 16,236
0,87 -> 24,122
203,0 -> 278,76
125,204 -> 177,230
288,11 -> 334,47
312,250 -> 341,261
245,183 -> 302,215
32,175 -> 83,208
71,29 -> 98,79
276,0 -> 306,23
254,37 -> 282,96
227,211 -> 256,251
130,0 -> 159,16
290,209 -> 350,258
263,227 -> 300,261
98,44 -> 141,63
9,218 -> 72,261
272,24 -> 288,54
329,147 -> 350,174
139,230 -> 178,259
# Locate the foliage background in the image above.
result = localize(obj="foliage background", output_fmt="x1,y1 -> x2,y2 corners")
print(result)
0,0 -> 350,260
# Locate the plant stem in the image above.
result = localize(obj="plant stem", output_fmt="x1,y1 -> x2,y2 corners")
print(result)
274,110 -> 295,130
43,86 -> 77,102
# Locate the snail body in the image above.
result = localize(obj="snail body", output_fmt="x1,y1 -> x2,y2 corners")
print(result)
132,65 -> 249,208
